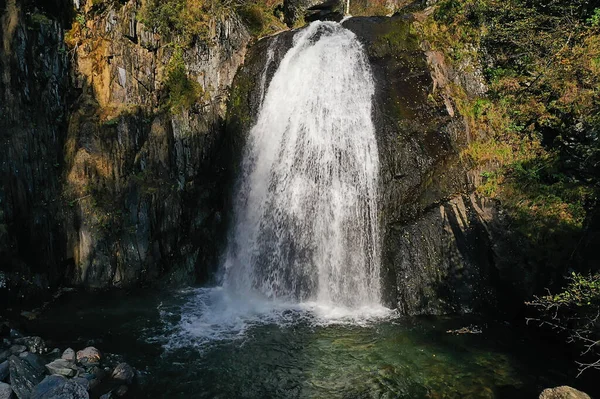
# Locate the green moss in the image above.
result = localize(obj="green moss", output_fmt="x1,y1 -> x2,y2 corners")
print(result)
102,118 -> 120,127
371,19 -> 419,58
139,0 -> 214,44
349,0 -> 391,16
164,49 -> 204,112
236,2 -> 285,38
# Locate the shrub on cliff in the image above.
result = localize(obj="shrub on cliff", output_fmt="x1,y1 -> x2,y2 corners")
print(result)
163,48 -> 204,112
139,0 -> 213,43
139,0 -> 285,43
527,272 -> 600,375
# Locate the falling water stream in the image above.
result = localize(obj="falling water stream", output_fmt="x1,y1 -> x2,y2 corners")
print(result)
160,20 -> 390,347
223,21 -> 380,308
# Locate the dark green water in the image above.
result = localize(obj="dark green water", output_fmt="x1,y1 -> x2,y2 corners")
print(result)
23,288 -> 594,399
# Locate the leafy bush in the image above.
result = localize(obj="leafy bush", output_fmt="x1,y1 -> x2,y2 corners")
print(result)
236,1 -> 285,38
163,49 -> 204,111
588,8 -> 600,27
139,0 -> 284,43
527,273 -> 600,375
139,0 -> 212,43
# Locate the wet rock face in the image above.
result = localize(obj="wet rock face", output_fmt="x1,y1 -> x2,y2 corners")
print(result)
0,2 -> 71,303
228,16 -> 504,315
62,1 -> 251,288
382,194 -> 501,314
0,0 -> 251,299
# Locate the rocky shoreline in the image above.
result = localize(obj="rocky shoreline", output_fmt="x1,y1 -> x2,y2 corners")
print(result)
0,321 -> 135,399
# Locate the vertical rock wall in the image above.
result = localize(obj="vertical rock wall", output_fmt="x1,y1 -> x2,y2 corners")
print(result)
0,0 -> 252,303
0,0 -> 71,300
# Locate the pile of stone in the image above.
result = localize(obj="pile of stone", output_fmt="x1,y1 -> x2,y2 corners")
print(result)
0,330 -> 135,399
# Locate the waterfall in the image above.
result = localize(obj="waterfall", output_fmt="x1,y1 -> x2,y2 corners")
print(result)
223,21 -> 381,308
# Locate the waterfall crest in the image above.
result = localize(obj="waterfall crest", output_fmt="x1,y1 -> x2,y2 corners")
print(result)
223,21 -> 381,308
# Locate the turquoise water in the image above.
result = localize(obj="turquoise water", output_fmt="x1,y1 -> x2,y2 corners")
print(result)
24,288 -> 594,399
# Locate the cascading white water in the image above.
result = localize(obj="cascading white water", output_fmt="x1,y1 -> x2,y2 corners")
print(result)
223,21 -> 381,308
159,22 -> 389,349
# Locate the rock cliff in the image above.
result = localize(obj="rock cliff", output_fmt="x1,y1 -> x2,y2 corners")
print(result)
0,0 -> 251,304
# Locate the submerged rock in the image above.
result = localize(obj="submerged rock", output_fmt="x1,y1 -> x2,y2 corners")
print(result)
76,348 -> 100,365
30,375 -> 89,399
0,382 -> 12,399
111,363 -> 134,384
539,386 -> 591,399
8,356 -> 44,399
45,359 -> 77,377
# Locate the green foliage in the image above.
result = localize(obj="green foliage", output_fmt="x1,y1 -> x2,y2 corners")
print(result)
546,272 -> 600,307
236,1 -> 285,38
237,3 -> 267,36
164,49 -> 203,112
527,272 -> 600,375
75,13 -> 86,26
139,0 -> 213,43
421,0 -> 600,250
29,12 -> 52,28
587,8 -> 600,27
139,0 -> 284,43
102,118 -> 119,127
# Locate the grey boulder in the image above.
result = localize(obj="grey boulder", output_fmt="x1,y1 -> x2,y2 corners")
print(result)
8,348 -> 25,356
111,363 -> 134,384
0,382 -> 12,399
8,356 -> 44,399
540,386 -> 591,399
31,375 -> 89,399
45,359 -> 77,377
61,349 -> 75,362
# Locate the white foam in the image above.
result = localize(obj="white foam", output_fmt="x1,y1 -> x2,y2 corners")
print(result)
156,287 -> 397,350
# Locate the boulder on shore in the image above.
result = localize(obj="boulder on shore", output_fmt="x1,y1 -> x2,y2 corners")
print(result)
45,359 -> 77,377
30,375 -> 89,399
540,386 -> 591,399
0,382 -> 12,399
76,348 -> 101,365
61,349 -> 75,362
111,363 -> 134,384
8,355 -> 44,399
